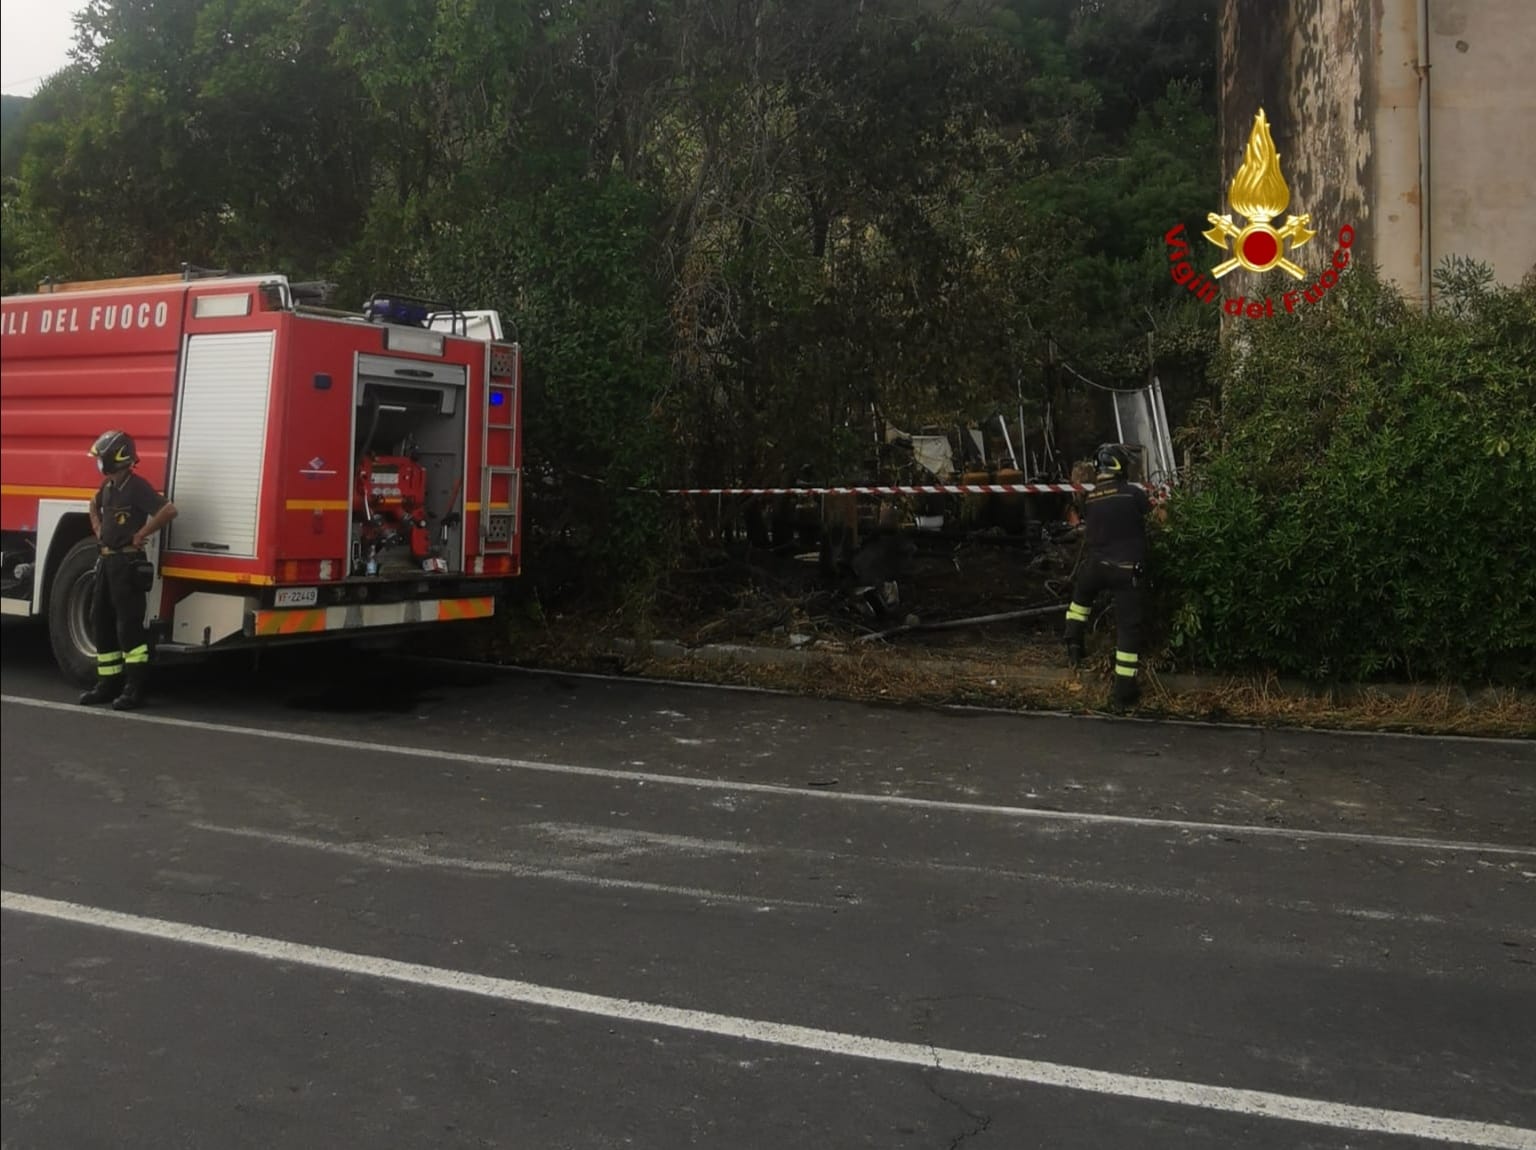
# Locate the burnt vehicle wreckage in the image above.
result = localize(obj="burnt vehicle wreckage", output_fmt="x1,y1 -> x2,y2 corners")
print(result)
670,352 -> 1179,646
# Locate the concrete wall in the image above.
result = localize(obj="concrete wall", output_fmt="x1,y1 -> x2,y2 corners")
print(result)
1218,0 -> 1536,305
1424,0 -> 1536,291
1370,0 -> 1424,297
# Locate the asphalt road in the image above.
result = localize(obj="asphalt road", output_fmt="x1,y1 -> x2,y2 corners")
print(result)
2,621 -> 1534,1150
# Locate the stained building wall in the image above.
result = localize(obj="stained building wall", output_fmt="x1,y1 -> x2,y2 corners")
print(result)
1216,0 -> 1536,305
1216,0 -> 1372,305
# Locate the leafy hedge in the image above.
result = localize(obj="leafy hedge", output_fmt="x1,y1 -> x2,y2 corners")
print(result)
1154,260 -> 1536,686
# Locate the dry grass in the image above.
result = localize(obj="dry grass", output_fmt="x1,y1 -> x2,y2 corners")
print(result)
1134,674 -> 1536,739
477,619 -> 1536,739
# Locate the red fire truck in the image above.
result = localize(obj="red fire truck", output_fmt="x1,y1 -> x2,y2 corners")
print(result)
0,269 -> 523,685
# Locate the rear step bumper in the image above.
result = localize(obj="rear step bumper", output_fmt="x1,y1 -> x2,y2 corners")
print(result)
164,589 -> 497,650
247,595 -> 494,638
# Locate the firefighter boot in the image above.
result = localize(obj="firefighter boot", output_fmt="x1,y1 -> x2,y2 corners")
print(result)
1063,603 -> 1091,669
79,674 -> 122,706
1063,620 -> 1085,669
1109,671 -> 1141,711
112,664 -> 148,711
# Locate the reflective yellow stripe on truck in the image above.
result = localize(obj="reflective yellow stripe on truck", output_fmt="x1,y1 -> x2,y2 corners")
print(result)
254,608 -> 329,637
0,484 -> 101,500
437,597 -> 495,621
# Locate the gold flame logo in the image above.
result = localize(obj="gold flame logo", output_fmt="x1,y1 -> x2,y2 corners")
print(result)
1204,109 -> 1315,279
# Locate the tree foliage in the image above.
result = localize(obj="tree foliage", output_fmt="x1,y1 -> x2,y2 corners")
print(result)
17,0 -> 376,278
1,95 -> 37,178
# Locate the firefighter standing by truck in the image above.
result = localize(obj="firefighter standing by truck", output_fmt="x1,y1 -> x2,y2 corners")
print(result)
1062,444 -> 1162,710
80,430 -> 178,710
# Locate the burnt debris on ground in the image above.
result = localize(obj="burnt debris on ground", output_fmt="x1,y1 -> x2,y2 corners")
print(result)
646,519 -> 1087,659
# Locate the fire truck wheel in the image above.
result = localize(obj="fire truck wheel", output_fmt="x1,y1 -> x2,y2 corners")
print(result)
48,537 -> 102,687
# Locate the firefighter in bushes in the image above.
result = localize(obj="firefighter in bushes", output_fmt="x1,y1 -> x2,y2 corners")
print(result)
80,430 -> 177,710
1062,444 -> 1161,709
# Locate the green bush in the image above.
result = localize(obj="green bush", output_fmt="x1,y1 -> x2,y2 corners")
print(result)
1155,260 -> 1536,686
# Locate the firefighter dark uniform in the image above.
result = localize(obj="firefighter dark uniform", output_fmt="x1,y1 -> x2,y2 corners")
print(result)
80,430 -> 175,710
1063,444 -> 1152,708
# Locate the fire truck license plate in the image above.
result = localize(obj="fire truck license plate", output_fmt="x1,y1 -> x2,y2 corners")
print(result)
274,587 -> 319,608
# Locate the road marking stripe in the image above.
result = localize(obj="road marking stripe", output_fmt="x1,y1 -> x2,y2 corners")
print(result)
3,693 -> 1532,858
2,890 -> 1531,1148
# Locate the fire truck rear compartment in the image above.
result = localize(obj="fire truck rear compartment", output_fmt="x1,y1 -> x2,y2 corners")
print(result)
351,365 -> 468,578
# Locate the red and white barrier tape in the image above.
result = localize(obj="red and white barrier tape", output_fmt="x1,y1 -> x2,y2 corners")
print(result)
666,483 -> 1122,496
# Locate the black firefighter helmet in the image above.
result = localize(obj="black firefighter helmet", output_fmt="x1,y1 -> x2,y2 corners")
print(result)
89,429 -> 139,474
1094,443 -> 1131,480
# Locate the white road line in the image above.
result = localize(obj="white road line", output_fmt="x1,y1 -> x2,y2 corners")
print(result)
189,823 -> 824,911
3,890 -> 1532,1149
4,693 -> 1533,858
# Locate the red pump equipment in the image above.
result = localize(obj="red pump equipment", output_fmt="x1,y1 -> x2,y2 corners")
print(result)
354,453 -> 439,572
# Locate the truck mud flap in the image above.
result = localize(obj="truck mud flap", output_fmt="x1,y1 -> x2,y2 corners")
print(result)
245,595 -> 494,638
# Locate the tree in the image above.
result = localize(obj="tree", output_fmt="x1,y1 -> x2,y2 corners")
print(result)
19,0 -> 377,278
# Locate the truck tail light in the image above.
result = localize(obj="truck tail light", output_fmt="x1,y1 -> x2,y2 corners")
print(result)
276,560 -> 331,584
471,555 -> 512,576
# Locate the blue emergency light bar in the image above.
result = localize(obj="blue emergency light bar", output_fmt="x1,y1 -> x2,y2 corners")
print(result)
364,297 -> 433,327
